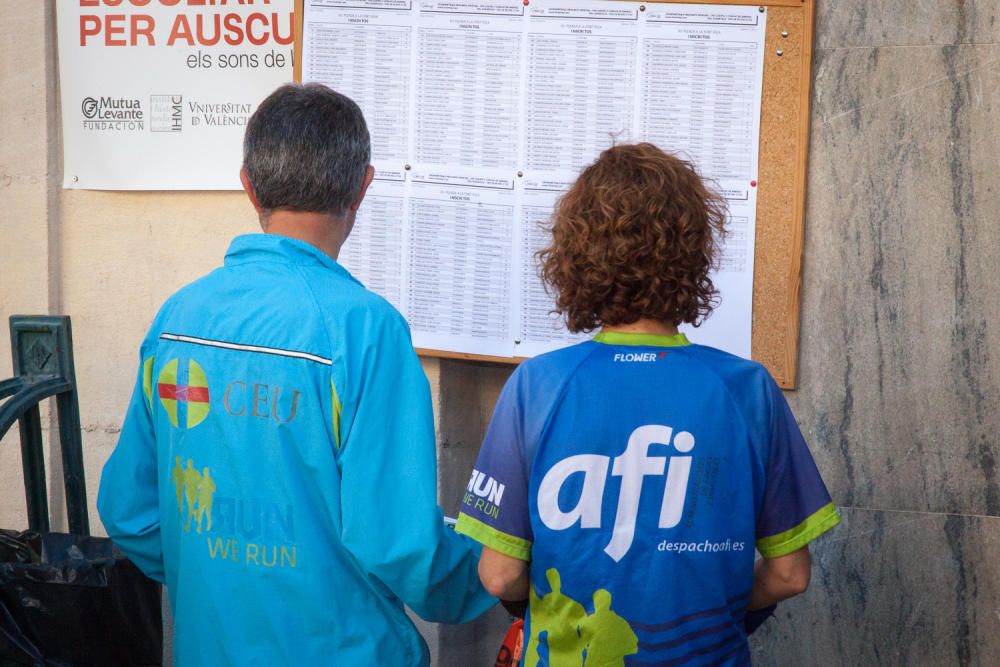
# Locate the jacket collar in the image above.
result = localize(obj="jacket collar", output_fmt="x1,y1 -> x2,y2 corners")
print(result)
224,234 -> 362,286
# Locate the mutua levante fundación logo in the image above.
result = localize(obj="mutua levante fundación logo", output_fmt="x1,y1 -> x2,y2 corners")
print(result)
81,95 -> 144,132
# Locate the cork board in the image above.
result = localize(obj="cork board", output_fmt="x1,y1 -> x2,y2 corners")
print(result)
294,0 -> 816,388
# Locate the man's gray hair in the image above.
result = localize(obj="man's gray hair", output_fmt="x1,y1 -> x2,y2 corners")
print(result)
243,83 -> 371,217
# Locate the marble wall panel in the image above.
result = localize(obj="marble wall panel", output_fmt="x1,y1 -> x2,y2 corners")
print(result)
422,359 -> 516,666
815,1 -> 1000,50
750,507 -> 1000,666
437,359 -> 514,518
790,41 -> 1000,515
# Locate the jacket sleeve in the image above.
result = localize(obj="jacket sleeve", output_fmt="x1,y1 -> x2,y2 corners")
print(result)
336,312 -> 496,623
97,342 -> 165,583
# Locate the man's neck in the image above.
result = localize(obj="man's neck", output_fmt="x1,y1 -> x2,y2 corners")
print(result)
601,319 -> 679,336
261,210 -> 349,261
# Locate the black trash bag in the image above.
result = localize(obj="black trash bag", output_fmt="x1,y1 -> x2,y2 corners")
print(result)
0,529 -> 162,666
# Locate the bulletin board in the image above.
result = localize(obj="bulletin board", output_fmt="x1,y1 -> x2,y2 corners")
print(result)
294,0 -> 815,388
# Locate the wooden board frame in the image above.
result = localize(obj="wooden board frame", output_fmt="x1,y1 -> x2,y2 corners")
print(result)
294,0 -> 815,388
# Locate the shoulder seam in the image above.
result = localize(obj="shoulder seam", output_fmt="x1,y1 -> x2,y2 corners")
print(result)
674,348 -> 760,452
290,264 -> 341,453
290,264 -> 337,362
530,343 -> 605,467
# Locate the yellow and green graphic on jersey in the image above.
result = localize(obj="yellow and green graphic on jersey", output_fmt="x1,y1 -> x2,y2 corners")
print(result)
157,358 -> 210,428
526,568 -> 638,667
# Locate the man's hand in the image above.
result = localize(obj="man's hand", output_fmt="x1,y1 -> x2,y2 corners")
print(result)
748,545 -> 811,610
479,546 -> 530,601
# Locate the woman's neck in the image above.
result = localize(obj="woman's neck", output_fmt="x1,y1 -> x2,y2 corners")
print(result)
601,319 -> 679,336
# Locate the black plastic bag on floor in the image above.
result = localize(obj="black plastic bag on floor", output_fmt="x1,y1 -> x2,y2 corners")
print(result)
0,529 -> 162,666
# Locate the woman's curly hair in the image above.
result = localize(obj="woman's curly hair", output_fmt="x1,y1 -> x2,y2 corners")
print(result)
539,143 -> 728,333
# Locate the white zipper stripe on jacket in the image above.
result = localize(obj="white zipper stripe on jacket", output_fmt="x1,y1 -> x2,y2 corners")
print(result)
159,333 -> 333,366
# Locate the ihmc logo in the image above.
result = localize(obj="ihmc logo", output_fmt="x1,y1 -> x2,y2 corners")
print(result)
150,95 -> 183,132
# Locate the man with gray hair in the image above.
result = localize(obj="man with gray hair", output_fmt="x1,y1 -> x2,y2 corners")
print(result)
97,83 -> 496,665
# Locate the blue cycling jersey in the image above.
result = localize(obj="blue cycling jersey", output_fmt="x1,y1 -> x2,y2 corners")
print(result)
456,331 -> 839,667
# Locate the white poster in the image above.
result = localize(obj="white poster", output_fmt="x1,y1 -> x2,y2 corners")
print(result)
640,3 -> 764,358
57,0 -> 294,190
319,0 -> 767,359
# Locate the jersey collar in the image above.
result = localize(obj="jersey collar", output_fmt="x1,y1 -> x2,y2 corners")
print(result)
592,331 -> 691,347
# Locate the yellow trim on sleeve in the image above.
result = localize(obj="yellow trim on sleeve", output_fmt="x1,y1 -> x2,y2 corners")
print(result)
331,379 -> 342,449
456,513 -> 532,562
141,356 -> 155,411
756,502 -> 841,558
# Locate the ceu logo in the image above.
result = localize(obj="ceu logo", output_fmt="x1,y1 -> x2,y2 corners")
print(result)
537,425 -> 695,562
158,358 -> 211,429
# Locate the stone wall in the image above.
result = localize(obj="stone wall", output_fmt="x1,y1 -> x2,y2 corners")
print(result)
2,1 -> 998,665
750,2 -> 1000,664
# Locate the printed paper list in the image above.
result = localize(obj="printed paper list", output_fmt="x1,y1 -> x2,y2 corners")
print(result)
302,0 -> 768,359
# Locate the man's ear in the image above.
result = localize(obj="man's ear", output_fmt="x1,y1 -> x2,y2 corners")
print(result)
240,168 -> 263,214
349,165 -> 376,213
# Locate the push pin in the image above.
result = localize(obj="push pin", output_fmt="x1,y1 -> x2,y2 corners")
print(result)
750,180 -> 757,188
523,0 -> 529,6
639,5 -> 646,11
781,30 -> 789,38
404,164 -> 411,171
776,49 -> 784,56
517,170 -> 524,177
759,6 -> 765,12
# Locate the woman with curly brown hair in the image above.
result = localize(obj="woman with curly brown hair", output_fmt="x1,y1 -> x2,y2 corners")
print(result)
456,143 -> 839,667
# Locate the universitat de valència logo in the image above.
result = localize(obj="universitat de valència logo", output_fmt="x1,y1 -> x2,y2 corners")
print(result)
81,96 -> 144,131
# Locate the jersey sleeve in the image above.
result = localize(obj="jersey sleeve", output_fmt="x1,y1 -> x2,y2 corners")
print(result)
97,340 -> 166,583
336,310 -> 495,624
455,369 -> 533,562
755,378 -> 841,558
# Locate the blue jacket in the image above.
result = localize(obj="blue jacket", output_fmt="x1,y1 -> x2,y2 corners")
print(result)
98,234 -> 495,666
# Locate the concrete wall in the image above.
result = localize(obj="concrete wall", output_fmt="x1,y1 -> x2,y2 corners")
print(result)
2,1 -> 999,665
0,0 -> 58,531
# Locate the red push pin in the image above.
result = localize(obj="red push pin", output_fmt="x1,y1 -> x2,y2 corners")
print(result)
523,0 -> 529,5
750,180 -> 757,187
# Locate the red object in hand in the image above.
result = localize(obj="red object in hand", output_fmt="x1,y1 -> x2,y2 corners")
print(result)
495,619 -> 524,667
